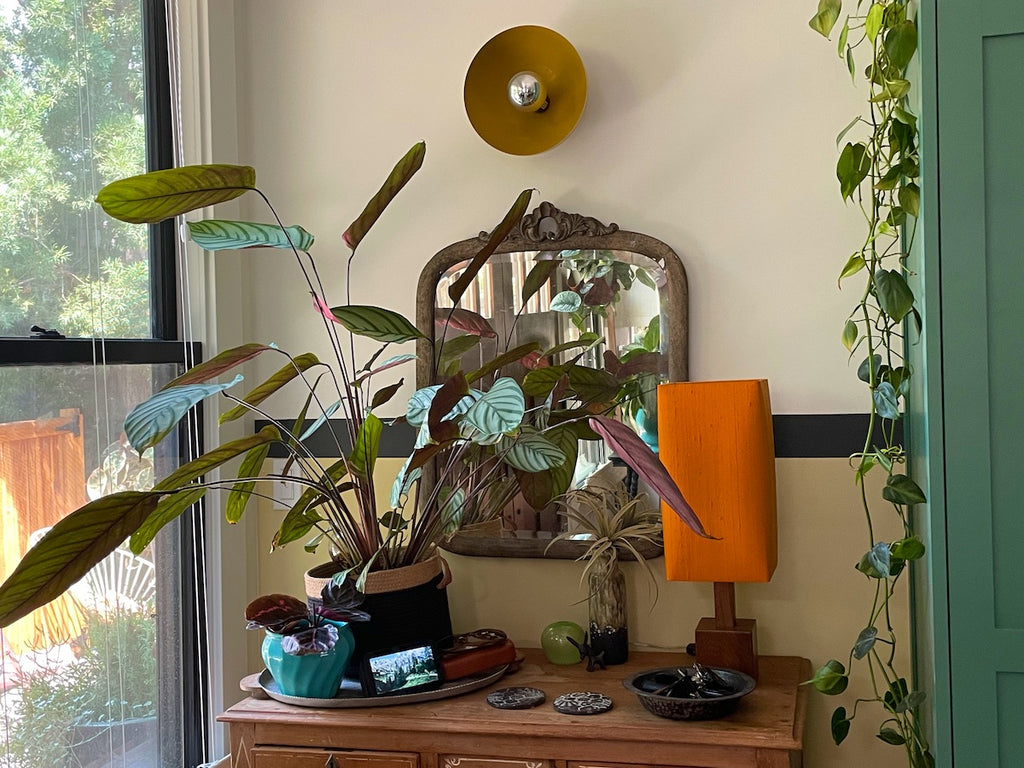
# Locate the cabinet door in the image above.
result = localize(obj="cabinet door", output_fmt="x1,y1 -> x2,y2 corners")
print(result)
252,747 -> 419,768
441,757 -> 554,768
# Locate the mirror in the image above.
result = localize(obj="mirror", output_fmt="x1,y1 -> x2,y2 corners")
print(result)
416,202 -> 688,558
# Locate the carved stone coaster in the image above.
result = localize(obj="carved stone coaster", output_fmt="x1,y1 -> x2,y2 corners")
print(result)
486,686 -> 546,710
552,691 -> 613,715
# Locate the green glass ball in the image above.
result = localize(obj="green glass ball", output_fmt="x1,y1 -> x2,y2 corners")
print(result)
541,620 -> 585,665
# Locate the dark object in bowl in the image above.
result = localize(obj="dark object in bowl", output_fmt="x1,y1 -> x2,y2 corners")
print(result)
623,665 -> 756,720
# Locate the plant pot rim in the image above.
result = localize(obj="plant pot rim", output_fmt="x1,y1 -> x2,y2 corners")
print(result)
305,553 -> 450,596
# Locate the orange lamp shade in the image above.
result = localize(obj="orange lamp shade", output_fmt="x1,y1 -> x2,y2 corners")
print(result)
657,379 -> 778,583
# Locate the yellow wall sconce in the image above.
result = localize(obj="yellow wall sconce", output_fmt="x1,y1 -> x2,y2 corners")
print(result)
464,25 -> 587,156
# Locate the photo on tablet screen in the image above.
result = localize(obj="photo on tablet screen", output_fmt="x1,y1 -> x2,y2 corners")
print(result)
366,645 -> 441,695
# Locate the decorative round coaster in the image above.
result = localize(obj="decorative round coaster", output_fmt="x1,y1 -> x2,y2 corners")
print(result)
486,686 -> 546,710
552,691 -> 613,715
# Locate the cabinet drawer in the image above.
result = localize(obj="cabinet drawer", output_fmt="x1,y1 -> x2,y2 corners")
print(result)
442,757 -> 553,768
252,747 -> 419,768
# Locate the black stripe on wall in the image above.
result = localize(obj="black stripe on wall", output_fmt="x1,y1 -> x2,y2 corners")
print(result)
256,414 -> 898,460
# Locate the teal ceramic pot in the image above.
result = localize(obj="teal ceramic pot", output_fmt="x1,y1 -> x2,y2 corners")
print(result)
541,620 -> 586,665
261,621 -> 354,699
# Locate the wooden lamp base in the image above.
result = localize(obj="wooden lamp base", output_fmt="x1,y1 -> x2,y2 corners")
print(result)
694,582 -> 759,680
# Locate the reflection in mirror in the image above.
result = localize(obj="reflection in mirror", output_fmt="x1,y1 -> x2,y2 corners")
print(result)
416,203 -> 688,558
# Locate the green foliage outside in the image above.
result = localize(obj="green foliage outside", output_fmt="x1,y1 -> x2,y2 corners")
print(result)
0,0 -> 150,339
3,609 -> 157,768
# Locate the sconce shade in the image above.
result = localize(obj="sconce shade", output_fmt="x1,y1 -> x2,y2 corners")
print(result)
464,25 -> 586,155
658,380 -> 778,584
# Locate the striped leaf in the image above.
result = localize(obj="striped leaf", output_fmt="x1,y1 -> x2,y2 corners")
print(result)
163,343 -> 274,390
187,220 -> 315,251
329,305 -> 424,343
590,416 -> 710,538
226,437 -> 277,524
344,142 -> 425,249
502,432 -> 566,473
154,426 -> 281,492
449,189 -> 534,304
0,492 -> 160,627
299,400 -> 341,441
466,342 -> 541,385
129,488 -> 207,553
349,412 -> 382,480
462,377 -> 525,438
219,353 -> 321,424
125,375 -> 244,452
436,307 -> 497,339
522,260 -> 560,305
96,165 -> 256,224
407,385 -> 441,428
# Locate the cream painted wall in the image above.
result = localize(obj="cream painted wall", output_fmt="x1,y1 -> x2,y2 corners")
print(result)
198,2 -> 912,766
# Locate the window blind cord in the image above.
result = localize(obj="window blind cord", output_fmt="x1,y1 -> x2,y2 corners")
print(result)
166,0 -> 211,758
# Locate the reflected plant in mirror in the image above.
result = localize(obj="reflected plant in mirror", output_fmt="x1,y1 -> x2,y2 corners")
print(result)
418,202 -> 691,558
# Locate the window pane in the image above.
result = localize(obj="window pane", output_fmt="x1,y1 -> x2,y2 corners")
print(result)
0,362 -> 185,768
0,0 -> 151,339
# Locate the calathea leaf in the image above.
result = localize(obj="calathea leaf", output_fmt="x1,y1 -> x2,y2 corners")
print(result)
0,491 -> 160,628
522,259 -> 560,305
225,439 -> 275,524
371,380 -> 404,410
406,385 -> 441,428
466,342 -> 541,384
244,593 -> 308,632
154,426 -> 280,493
130,488 -> 206,553
187,220 -> 315,251
220,353 -> 321,424
463,378 -> 526,438
349,412 -> 383,479
501,432 -> 566,473
96,164 -> 256,224
283,624 -> 340,655
436,307 -> 497,338
299,400 -> 341,440
589,416 -> 709,538
329,305 -> 423,343
449,188 -> 534,304
344,141 -> 425,250
163,343 -> 274,389
125,375 -> 243,452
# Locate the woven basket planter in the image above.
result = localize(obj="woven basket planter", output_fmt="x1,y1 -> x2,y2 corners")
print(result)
304,554 -> 453,667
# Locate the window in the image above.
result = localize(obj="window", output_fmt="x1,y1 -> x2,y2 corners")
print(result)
0,2 -> 206,767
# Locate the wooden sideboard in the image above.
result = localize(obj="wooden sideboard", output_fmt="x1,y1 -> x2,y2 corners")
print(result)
219,650 -> 810,768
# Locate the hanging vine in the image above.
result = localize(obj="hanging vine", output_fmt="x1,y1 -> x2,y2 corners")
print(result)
807,2 -> 932,766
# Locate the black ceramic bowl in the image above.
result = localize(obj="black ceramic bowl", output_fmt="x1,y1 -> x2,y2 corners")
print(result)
622,666 -> 756,720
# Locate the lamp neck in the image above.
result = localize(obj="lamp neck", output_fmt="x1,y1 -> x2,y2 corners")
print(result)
712,582 -> 738,629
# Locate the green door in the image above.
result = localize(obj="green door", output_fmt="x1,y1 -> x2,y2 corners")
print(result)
916,1 -> 1024,764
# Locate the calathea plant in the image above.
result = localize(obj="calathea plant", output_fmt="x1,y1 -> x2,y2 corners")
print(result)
0,141 -> 708,632
807,2 -> 931,766
246,577 -> 369,655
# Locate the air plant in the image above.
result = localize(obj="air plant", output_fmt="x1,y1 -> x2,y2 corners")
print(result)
245,577 -> 369,656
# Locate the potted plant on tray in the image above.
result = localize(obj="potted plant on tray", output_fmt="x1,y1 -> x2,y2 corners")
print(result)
245,575 -> 369,698
0,143 -> 709,659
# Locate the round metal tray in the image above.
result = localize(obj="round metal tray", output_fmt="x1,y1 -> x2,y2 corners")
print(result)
258,664 -> 509,708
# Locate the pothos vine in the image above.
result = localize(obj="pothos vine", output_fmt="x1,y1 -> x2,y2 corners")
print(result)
807,2 -> 932,766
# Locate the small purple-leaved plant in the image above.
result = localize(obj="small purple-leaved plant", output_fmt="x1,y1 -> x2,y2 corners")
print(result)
245,576 -> 369,655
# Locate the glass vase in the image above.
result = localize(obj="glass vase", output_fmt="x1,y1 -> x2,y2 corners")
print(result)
588,558 -> 628,665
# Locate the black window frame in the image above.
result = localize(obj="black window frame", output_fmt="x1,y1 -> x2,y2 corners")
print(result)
0,1 -> 208,765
